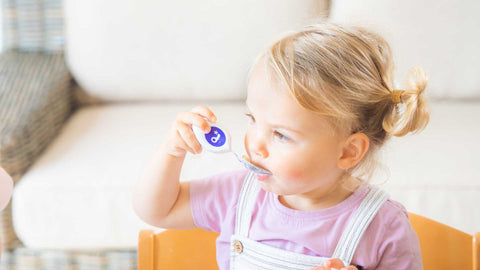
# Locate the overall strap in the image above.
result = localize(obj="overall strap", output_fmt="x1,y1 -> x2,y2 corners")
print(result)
332,186 -> 389,265
234,172 -> 261,237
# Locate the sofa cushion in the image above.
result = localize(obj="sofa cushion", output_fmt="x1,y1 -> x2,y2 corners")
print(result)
12,102 -> 247,249
12,101 -> 480,249
329,0 -> 480,99
380,101 -> 480,234
64,0 -> 327,102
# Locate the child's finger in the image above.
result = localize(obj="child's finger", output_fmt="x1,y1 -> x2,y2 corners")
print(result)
190,105 -> 217,123
177,122 -> 202,154
174,130 -> 198,154
342,267 -> 358,270
177,111 -> 211,133
165,131 -> 193,157
325,258 -> 346,268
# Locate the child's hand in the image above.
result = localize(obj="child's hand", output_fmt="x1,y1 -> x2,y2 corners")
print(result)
164,106 -> 217,158
311,258 -> 358,270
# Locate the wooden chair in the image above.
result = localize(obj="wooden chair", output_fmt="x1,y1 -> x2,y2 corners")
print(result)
138,213 -> 480,270
408,212 -> 479,270
138,228 -> 220,270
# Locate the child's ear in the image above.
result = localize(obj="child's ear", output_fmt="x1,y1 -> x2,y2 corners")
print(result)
337,133 -> 370,170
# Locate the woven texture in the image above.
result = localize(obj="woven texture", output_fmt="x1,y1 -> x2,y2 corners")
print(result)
2,0 -> 65,53
0,50 -> 73,251
0,248 -> 137,270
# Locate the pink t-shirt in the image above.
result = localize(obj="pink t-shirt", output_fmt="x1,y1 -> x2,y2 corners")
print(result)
190,169 -> 422,270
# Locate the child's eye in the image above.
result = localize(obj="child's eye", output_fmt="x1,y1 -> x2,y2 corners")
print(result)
245,113 -> 255,124
273,131 -> 290,142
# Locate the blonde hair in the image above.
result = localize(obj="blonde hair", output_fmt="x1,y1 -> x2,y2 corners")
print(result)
261,22 -> 430,182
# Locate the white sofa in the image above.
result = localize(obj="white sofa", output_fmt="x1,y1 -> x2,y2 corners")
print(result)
11,0 -> 480,253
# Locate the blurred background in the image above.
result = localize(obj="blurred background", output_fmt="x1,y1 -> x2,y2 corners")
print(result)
0,0 -> 479,269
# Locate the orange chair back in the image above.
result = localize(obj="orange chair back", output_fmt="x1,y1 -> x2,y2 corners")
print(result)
138,229 -> 219,270
408,212 -> 479,270
138,213 -> 479,270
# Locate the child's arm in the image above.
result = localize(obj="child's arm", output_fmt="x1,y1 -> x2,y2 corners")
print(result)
132,106 -> 216,229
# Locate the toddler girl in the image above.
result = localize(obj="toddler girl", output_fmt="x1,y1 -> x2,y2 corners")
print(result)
133,22 -> 429,270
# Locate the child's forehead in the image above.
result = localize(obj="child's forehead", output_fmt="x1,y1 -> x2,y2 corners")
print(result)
248,55 -> 284,87
245,93 -> 334,136
246,63 -> 289,104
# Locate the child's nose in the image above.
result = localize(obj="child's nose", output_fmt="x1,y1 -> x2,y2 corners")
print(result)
253,146 -> 268,159
248,133 -> 269,159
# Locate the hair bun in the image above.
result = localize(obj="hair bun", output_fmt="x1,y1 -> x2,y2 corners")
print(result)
383,67 -> 430,137
407,67 -> 428,94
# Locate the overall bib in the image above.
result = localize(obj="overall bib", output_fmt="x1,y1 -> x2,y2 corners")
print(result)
230,172 -> 389,270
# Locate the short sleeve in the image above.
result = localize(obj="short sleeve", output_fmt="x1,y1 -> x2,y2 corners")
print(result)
189,169 -> 248,232
375,202 -> 423,270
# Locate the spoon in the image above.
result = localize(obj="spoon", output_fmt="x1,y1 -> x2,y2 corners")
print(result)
192,121 -> 271,176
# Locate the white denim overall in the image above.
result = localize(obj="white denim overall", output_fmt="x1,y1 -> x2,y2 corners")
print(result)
230,172 -> 389,270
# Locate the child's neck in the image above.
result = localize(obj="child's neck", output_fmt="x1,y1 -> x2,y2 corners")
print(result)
278,177 -> 361,211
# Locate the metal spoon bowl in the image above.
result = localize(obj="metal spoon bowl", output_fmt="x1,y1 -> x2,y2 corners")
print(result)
234,153 -> 272,176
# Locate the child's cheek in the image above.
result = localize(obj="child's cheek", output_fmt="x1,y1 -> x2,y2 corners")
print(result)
275,153 -> 304,181
285,166 -> 304,181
